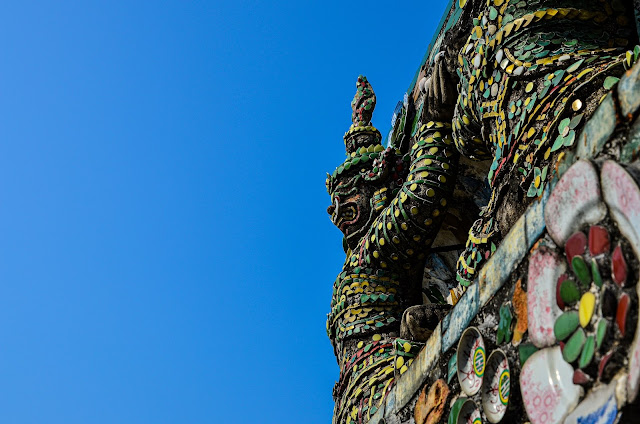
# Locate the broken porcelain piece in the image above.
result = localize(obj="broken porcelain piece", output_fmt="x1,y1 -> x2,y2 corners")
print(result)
457,326 -> 486,396
520,346 -> 583,424
481,349 -> 510,423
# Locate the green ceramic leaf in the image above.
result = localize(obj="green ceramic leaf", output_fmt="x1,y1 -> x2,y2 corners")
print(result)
563,327 -> 586,363
554,310 -> 580,340
579,335 -> 595,368
603,76 -> 620,90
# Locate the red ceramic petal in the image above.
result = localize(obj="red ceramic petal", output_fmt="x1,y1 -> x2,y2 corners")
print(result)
599,351 -> 613,379
617,293 -> 630,336
612,245 -> 628,287
573,369 -> 591,385
588,225 -> 610,256
556,273 -> 568,309
565,232 -> 587,264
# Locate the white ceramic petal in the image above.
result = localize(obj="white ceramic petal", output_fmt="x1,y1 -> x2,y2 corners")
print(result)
520,346 -> 582,424
544,160 -> 606,245
527,248 -> 565,348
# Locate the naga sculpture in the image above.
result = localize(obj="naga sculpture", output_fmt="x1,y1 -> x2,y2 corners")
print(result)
326,0 -> 640,423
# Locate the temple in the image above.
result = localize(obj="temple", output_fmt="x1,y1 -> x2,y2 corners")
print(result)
325,0 -> 640,423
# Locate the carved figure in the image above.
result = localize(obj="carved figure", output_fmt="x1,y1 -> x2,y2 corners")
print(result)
325,68 -> 457,424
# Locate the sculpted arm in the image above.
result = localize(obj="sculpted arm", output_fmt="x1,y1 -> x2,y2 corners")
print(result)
350,125 -> 459,272
351,57 -> 460,273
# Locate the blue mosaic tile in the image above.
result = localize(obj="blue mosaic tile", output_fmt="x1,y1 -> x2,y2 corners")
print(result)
442,283 -> 479,353
563,381 -> 618,424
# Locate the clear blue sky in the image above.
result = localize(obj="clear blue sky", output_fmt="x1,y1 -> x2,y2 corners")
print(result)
0,1 -> 446,422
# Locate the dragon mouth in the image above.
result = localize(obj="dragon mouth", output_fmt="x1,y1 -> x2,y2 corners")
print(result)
334,203 -> 360,233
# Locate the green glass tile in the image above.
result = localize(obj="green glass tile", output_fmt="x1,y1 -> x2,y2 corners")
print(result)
563,327 -> 586,363
579,335 -> 595,368
554,310 -> 580,341
596,319 -> 608,350
560,280 -> 580,304
572,255 -> 591,286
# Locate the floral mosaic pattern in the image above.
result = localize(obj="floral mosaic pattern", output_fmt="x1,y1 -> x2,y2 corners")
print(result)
521,160 -> 639,423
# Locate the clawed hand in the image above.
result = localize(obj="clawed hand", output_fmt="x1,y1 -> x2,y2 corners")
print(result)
424,52 -> 457,123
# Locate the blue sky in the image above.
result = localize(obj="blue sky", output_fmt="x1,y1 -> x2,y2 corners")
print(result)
0,1 -> 446,422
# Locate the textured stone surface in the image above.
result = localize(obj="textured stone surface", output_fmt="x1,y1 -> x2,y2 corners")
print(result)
619,59 -> 640,119
442,283 -> 479,353
575,93 -> 616,159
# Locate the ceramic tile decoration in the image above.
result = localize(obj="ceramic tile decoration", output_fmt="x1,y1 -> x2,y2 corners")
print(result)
481,349 -> 509,423
601,160 -> 640,254
527,248 -> 565,347
448,398 -> 481,424
456,327 -> 486,396
544,160 -> 606,246
520,346 -> 583,424
600,160 -> 640,402
323,1 -> 640,422
414,379 -> 449,424
563,381 -> 618,424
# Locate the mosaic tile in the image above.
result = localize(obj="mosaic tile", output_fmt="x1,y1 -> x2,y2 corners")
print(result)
414,379 -> 449,424
588,225 -> 610,256
527,248 -> 565,348
563,380 -> 618,424
554,310 -> 579,341
601,160 -> 640,256
520,346 -> 583,424
611,245 -> 628,287
456,327 -> 485,396
395,322 -> 442,411
621,116 -> 640,162
565,231 -> 587,264
544,160 -> 606,246
478,214 -> 527,306
481,349 -> 509,424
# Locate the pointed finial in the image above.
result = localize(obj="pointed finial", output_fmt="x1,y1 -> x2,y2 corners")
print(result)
351,75 -> 376,126
343,76 -> 381,155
